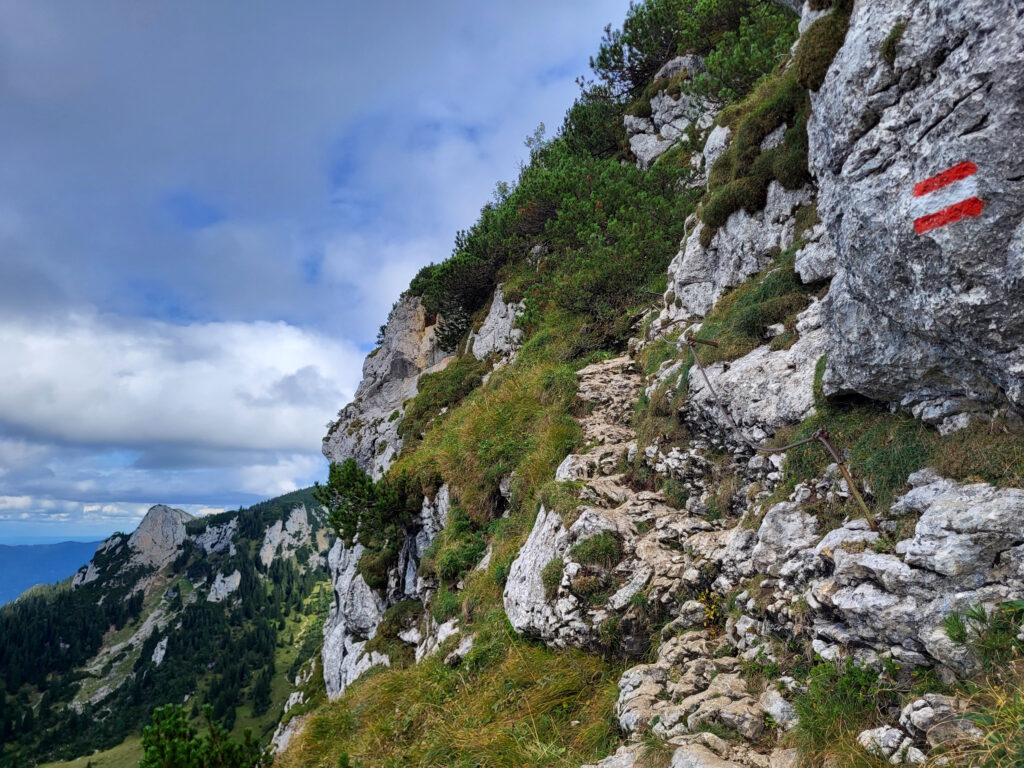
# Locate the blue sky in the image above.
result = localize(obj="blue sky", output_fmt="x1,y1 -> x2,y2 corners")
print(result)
0,0 -> 630,543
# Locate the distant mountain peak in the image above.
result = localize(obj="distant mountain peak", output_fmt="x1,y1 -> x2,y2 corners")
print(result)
126,504 -> 194,568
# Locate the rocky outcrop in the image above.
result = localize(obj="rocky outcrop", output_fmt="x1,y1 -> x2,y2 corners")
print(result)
390,484 -> 450,602
321,484 -> 451,698
207,569 -> 241,602
624,56 -> 713,170
793,220 -> 836,284
321,542 -> 387,700
807,469 -> 1024,676
809,0 -> 1024,428
127,505 -> 194,569
657,182 -> 814,331
259,505 -> 314,567
467,284 -> 524,363
193,518 -> 237,555
323,295 -> 454,479
684,299 -> 826,447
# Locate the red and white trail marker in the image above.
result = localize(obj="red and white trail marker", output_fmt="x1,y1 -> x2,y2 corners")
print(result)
910,161 -> 985,235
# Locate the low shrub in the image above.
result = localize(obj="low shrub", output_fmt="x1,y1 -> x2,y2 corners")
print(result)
793,6 -> 851,91
569,532 -> 622,568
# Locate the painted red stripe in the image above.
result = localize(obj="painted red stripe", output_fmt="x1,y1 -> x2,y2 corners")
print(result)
913,197 -> 984,234
913,161 -> 978,197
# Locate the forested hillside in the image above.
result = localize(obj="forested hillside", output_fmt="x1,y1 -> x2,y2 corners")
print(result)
0,489 -> 331,767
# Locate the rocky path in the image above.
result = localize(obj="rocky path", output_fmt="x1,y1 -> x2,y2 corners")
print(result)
505,357 -> 706,650
504,357 -> 793,766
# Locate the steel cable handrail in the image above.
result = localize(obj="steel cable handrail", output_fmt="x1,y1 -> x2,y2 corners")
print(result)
684,334 -> 878,531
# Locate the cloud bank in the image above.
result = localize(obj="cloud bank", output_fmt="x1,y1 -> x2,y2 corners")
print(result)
0,0 -> 629,541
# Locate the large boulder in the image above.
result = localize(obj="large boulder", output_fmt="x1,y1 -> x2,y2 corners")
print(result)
809,0 -> 1024,428
806,469 -> 1024,676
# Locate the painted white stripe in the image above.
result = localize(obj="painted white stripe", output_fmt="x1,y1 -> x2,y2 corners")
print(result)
909,175 -> 980,219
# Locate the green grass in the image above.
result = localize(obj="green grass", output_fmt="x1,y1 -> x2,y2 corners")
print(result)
881,20 -> 907,66
39,737 -> 142,768
568,532 -> 622,569
541,558 -> 565,601
792,659 -> 900,765
277,566 -> 621,768
770,357 -> 1024,519
419,505 -> 487,583
398,355 -> 491,447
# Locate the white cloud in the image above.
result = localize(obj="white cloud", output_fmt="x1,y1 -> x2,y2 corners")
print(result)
0,312 -> 363,452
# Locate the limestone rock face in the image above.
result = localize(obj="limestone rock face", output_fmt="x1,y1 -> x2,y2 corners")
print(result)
193,518 -> 237,555
808,0 -> 1024,425
807,470 -> 1024,676
468,284 -> 524,362
259,505 -> 314,568
321,541 -> 387,700
659,182 -> 814,330
323,295 -> 453,479
207,570 -> 241,603
127,505 -> 193,569
701,125 -> 731,186
624,56 -> 713,170
684,299 -> 826,447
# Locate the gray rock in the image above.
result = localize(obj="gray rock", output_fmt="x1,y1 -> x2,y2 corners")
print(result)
809,0 -> 1024,422
323,295 -> 453,479
468,284 -> 524,362
751,502 -> 819,577
758,689 -> 798,730
856,726 -> 921,764
797,1 -> 829,35
503,505 -> 566,638
625,84 -> 714,170
127,505 -> 193,569
321,541 -> 387,699
684,299 -> 826,446
671,743 -> 745,768
656,55 -> 706,81
259,505 -> 313,567
415,616 -> 459,662
700,125 -> 732,188
895,479 -> 1024,578
192,518 -> 237,556
659,182 -> 814,328
207,570 -> 241,603
151,637 -> 168,667
793,222 -> 837,283
807,474 -> 1024,676
769,748 -> 800,768
581,746 -> 637,768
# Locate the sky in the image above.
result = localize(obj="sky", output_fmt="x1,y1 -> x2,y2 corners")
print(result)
0,0 -> 629,543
